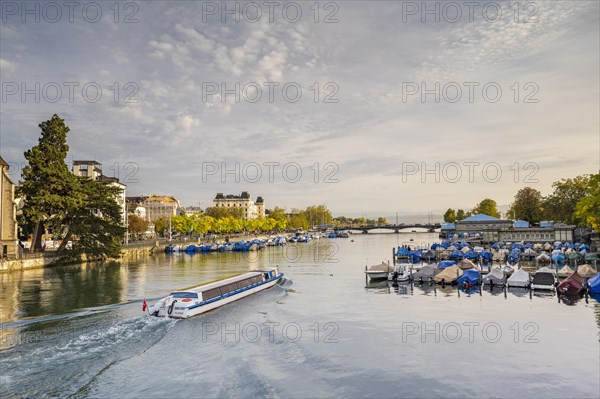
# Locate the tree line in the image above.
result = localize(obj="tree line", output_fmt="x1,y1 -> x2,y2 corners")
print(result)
129,204 -> 337,237
442,173 -> 600,231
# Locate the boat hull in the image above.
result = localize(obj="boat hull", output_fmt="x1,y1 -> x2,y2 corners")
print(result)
365,271 -> 389,280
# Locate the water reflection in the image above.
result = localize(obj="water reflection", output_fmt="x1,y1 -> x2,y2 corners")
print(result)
0,262 -> 125,322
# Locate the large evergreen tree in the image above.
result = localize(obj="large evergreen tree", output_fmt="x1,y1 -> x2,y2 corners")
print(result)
18,114 -> 125,260
18,114 -> 79,250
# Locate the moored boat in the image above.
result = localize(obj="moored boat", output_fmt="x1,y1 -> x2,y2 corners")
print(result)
531,267 -> 557,291
145,267 -> 283,319
507,268 -> 530,288
588,273 -> 600,293
483,268 -> 506,286
388,263 -> 416,282
457,269 -> 481,287
365,262 -> 394,280
413,265 -> 442,283
434,265 -> 463,284
557,272 -> 585,295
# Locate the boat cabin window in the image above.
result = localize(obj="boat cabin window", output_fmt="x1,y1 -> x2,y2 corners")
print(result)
220,283 -> 239,295
263,272 -> 270,281
169,292 -> 199,299
202,288 -> 222,300
251,276 -> 262,284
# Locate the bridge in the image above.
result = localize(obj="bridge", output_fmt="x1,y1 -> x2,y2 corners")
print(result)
337,224 -> 441,233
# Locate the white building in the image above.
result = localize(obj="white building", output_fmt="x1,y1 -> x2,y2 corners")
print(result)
139,196 -> 181,222
213,192 -> 265,219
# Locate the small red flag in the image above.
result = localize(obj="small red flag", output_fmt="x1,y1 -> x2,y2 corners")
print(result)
142,299 -> 148,312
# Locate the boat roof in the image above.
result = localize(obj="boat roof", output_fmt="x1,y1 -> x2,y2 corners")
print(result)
174,271 -> 264,294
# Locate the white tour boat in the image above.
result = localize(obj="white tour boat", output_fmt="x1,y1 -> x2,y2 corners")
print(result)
145,267 -> 284,319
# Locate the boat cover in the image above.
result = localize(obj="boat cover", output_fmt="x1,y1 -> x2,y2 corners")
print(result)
536,253 -> 551,261
459,259 -> 477,270
577,264 -> 597,278
458,269 -> 481,285
557,265 -> 574,277
532,269 -> 556,286
422,250 -> 436,259
507,269 -> 530,287
585,253 -> 599,261
438,260 -> 456,268
368,263 -> 394,272
413,265 -> 442,280
557,272 -> 584,294
588,273 -> 600,293
483,268 -> 505,285
434,265 -> 463,283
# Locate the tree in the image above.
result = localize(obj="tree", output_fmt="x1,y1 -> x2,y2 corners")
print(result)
65,178 -> 126,259
204,206 -> 243,219
18,114 -> 125,259
509,187 -> 543,223
456,209 -> 466,221
154,217 -> 167,236
377,217 -> 387,225
575,173 -> 600,231
128,214 -> 149,237
443,208 -> 456,223
18,114 -> 78,250
471,198 -> 500,218
304,205 -> 333,226
267,207 -> 287,222
542,175 -> 590,224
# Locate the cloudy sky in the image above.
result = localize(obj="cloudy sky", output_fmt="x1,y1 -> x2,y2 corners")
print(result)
1,1 -> 598,218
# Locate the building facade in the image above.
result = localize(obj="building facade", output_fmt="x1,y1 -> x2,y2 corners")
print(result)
213,192 -> 265,219
72,161 -> 127,225
0,157 -> 18,259
139,196 -> 181,222
448,213 -> 575,243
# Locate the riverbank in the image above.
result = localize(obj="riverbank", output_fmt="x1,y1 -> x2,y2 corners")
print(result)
0,232 -> 297,272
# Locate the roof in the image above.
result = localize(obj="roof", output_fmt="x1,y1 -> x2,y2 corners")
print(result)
0,156 -> 8,167
144,196 -> 178,204
460,214 -> 505,223
73,160 -> 101,165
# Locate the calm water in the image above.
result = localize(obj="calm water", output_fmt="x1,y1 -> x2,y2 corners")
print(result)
1,233 -> 599,398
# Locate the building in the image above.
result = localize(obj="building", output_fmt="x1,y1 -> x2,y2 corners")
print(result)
72,161 -> 127,225
0,157 -> 18,259
181,206 -> 203,216
139,196 -> 181,222
456,214 -> 513,234
133,206 -> 147,220
447,213 -> 575,243
213,192 -> 265,219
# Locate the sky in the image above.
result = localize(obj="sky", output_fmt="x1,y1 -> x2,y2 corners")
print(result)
1,1 -> 599,219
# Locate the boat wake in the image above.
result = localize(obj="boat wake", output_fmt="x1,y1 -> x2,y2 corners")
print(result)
0,311 -> 177,398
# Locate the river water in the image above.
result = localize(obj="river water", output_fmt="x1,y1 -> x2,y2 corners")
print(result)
1,233 -> 599,398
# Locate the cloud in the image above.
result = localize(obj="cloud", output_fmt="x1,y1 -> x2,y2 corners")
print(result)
0,58 -> 18,76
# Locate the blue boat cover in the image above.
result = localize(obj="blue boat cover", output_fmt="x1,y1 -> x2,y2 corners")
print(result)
397,247 -> 410,256
458,269 -> 481,285
588,273 -> 600,293
480,251 -> 493,260
464,250 -> 478,259
438,260 -> 456,268
449,250 -> 464,260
